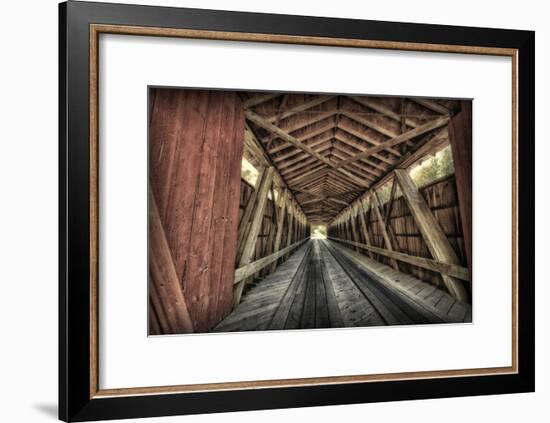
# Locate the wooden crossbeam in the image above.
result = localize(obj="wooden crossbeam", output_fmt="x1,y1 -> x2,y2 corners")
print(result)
271,188 -> 288,273
234,239 -> 308,284
410,98 -> 450,115
384,178 -> 398,226
334,116 -> 450,169
292,188 -> 349,206
335,131 -> 393,166
268,122 -> 335,154
330,148 -> 380,178
394,169 -> 468,302
266,110 -> 335,141
243,93 -> 280,109
273,134 -> 333,162
369,191 -> 399,270
357,202 -> 375,259
340,110 -> 402,145
247,110 -> 335,168
247,110 -> 374,189
336,168 -> 371,188
233,167 -> 275,306
329,237 -> 470,281
265,96 -> 336,122
277,143 -> 332,170
286,165 -> 328,186
281,156 -> 320,176
338,120 -> 402,158
265,94 -> 290,149
236,167 -> 266,260
349,96 -> 419,128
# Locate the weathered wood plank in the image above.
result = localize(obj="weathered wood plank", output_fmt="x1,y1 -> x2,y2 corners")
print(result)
334,116 -> 450,169
448,101 -> 472,275
149,186 -> 194,333
236,167 -> 266,261
370,191 -> 400,270
328,236 -> 470,281
149,89 -> 244,332
233,167 -> 275,306
394,169 -> 469,302
268,245 -> 312,329
234,239 -> 308,284
246,110 -> 334,167
329,241 -> 469,323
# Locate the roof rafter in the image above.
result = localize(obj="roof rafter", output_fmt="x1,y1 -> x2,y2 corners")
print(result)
334,116 -> 450,169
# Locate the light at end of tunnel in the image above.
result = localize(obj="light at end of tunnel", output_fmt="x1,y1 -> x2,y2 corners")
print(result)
310,224 -> 327,240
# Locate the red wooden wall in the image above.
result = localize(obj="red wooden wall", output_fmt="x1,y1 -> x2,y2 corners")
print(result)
149,89 -> 245,333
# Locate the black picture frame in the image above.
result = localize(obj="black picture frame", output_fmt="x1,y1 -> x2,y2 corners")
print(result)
59,1 -> 535,421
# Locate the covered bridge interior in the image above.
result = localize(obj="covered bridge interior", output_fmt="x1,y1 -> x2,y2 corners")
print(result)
149,89 -> 472,335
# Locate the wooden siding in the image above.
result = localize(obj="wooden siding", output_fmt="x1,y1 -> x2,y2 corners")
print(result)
332,174 -> 469,293
149,89 -> 245,334
238,180 -> 307,292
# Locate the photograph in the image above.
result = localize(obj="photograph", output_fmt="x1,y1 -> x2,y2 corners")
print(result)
52,1 -> 535,421
148,89 -> 473,335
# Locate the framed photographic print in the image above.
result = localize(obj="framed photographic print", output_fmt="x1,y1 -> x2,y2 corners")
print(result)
59,1 -> 535,421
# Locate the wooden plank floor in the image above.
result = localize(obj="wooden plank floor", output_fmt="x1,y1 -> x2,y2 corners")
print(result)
328,241 -> 472,324
214,239 -> 471,333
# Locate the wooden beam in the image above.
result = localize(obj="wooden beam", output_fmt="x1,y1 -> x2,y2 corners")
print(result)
334,116 -> 450,169
331,149 -> 379,178
269,122 -> 335,154
349,96 -> 419,128
338,121 -> 401,158
246,110 -> 334,167
411,98 -> 450,115
243,93 -> 280,109
266,111 -> 335,140
295,190 -> 349,206
274,134 -> 333,162
335,130 -> 393,167
384,178 -> 398,226
270,189 -> 288,273
236,167 -> 266,262
149,186 -> 194,333
286,165 -> 328,186
337,167 -> 372,188
265,94 -> 290,150
357,202 -> 375,259
340,111 -> 403,147
235,239 -> 307,284
370,191 -> 399,270
329,237 -> 470,281
265,96 -> 336,122
329,126 -> 449,225
448,101 -> 472,273
394,169 -> 469,302
284,211 -> 295,260
277,143 -> 332,170
233,167 -> 275,306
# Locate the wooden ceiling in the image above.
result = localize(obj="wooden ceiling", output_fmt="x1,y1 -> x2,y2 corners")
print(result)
242,92 -> 461,224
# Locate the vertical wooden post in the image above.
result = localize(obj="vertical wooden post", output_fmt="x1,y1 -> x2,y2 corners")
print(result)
349,209 -> 361,252
358,202 -> 375,259
284,210 -> 295,259
270,188 -> 288,272
448,101 -> 472,275
235,167 -> 266,263
394,168 -> 469,302
370,191 -> 400,270
233,167 -> 275,306
375,189 -> 401,254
